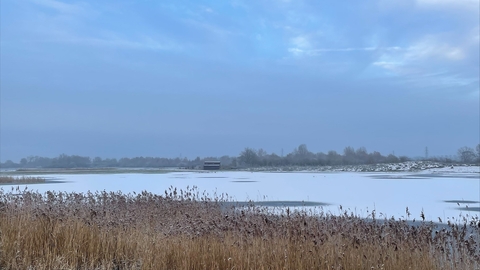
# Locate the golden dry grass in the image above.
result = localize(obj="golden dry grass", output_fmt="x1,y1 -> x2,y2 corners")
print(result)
0,187 -> 478,269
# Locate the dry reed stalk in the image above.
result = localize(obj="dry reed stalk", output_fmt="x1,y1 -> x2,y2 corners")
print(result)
0,188 -> 478,269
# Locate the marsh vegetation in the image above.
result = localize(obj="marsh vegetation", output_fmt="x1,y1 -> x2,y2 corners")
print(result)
0,176 -> 45,185
0,187 -> 478,269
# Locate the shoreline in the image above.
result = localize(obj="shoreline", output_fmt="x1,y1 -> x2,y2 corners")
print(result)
1,161 -> 479,175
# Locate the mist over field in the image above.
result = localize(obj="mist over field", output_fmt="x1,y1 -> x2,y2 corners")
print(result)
0,0 -> 478,162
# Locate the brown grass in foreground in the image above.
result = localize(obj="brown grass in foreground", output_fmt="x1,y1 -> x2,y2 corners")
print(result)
0,176 -> 45,184
0,187 -> 478,269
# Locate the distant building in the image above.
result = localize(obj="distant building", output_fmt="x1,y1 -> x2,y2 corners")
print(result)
203,161 -> 221,170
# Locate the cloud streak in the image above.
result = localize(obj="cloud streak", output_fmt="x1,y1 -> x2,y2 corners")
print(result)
32,0 -> 85,14
289,46 -> 403,56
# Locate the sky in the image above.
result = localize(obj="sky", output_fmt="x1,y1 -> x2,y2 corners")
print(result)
0,0 -> 479,162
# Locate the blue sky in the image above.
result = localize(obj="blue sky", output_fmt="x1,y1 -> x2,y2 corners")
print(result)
1,0 -> 479,161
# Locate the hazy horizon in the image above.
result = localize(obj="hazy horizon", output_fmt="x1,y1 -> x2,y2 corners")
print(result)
1,0 -> 479,162
0,144 -> 465,163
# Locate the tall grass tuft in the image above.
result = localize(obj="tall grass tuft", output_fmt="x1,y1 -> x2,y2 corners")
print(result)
0,186 -> 478,269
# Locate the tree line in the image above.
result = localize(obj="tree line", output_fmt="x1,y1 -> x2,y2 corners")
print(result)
238,145 -> 409,167
239,144 -> 480,167
0,154 -> 227,169
1,144 -> 479,169
457,144 -> 480,164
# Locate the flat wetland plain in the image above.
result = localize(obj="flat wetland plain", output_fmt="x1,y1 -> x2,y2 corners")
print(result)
0,166 -> 479,269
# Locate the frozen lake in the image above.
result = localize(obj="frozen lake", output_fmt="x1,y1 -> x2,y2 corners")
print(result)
3,169 -> 479,223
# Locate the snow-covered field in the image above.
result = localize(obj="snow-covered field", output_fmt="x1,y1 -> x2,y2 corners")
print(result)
4,166 -> 478,223
245,161 -> 480,173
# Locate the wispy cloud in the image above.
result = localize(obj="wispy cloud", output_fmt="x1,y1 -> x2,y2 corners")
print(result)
374,35 -> 472,70
182,18 -> 235,37
370,34 -> 478,89
406,40 -> 465,61
288,46 -> 403,56
32,0 -> 85,14
60,35 -> 181,51
290,35 -> 311,49
11,1 -> 181,52
416,0 -> 478,9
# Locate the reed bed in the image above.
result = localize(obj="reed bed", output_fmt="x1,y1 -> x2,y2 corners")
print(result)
0,176 -> 45,184
0,186 -> 478,269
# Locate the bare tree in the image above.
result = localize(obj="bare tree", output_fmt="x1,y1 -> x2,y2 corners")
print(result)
257,148 -> 267,158
343,146 -> 357,164
457,146 -> 476,163
239,148 -> 259,166
386,154 -> 399,163
327,150 -> 342,165
296,144 -> 310,157
355,147 -> 368,163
